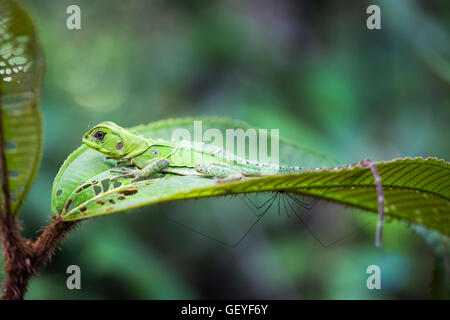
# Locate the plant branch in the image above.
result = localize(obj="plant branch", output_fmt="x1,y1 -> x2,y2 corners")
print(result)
0,213 -> 32,300
0,214 -> 78,300
0,19 -> 76,300
0,88 -> 11,219
32,217 -> 78,267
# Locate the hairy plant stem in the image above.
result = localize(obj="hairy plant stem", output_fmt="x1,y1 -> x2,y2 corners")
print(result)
0,214 -> 78,300
0,23 -> 74,300
0,48 -> 77,300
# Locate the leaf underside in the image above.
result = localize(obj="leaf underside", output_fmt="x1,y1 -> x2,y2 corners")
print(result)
52,118 -> 450,236
0,0 -> 44,215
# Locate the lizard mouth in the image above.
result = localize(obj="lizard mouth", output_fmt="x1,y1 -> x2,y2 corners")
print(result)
82,135 -> 99,149
82,135 -> 120,159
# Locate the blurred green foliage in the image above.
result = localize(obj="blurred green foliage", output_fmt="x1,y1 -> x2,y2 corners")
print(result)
1,0 -> 448,299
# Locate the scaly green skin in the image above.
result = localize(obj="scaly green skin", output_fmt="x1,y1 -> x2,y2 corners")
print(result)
82,121 -> 306,182
82,121 -> 388,247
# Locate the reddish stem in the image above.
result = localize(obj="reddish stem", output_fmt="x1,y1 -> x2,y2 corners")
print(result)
0,214 -> 78,300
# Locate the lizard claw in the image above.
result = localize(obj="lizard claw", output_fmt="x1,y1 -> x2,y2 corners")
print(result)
110,168 -> 141,181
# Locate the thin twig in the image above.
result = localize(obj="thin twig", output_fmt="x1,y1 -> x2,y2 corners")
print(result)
360,159 -> 385,248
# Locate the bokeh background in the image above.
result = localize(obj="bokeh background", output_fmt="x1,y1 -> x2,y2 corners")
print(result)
1,0 -> 449,299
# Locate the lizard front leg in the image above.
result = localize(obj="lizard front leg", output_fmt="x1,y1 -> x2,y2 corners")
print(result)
106,157 -> 131,166
111,157 -> 170,183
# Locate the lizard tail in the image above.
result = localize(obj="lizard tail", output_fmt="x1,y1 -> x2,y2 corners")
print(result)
277,165 -> 305,173
256,164 -> 321,175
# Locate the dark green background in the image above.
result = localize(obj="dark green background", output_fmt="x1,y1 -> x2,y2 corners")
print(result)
2,0 -> 449,299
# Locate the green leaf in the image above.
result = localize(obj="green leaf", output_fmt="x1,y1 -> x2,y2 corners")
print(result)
0,0 -> 44,215
52,118 -> 450,237
52,117 -> 334,213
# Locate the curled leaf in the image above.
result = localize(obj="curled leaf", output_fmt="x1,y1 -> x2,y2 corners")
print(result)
52,118 -> 450,236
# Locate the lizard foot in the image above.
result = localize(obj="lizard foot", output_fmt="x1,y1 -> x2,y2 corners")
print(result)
110,168 -> 141,182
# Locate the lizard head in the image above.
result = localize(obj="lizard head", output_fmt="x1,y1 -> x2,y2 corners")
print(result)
82,121 -> 147,159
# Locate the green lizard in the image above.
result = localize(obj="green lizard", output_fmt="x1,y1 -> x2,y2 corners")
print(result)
82,121 -> 308,183
82,121 -> 386,247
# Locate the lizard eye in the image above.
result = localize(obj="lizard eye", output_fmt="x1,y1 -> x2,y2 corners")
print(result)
152,149 -> 159,155
94,131 -> 106,141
